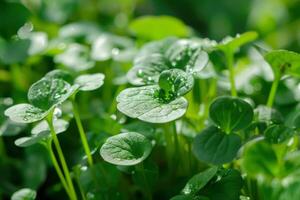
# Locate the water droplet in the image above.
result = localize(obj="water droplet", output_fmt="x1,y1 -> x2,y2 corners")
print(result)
112,48 -> 120,56
137,69 -> 144,77
54,108 -> 62,118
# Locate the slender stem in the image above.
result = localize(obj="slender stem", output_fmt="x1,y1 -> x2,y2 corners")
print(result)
267,75 -> 280,108
0,137 -> 7,160
136,163 -> 152,200
46,115 -> 77,200
225,51 -> 237,97
74,168 -> 87,200
46,140 -> 72,199
71,100 -> 93,166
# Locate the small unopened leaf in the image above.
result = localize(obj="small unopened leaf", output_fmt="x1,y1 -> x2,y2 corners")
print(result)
192,126 -> 241,165
159,69 -> 194,96
75,73 -> 105,91
100,132 -> 153,166
4,104 -> 48,123
209,96 -> 254,133
182,166 -> 218,195
117,86 -> 188,123
11,188 -> 36,200
217,32 -> 258,52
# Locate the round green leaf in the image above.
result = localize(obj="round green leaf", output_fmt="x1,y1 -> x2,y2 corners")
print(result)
264,50 -> 300,79
264,124 -> 294,144
28,77 -> 74,110
4,104 -> 49,123
129,15 -> 190,40
117,86 -> 188,123
74,73 -> 105,91
159,69 -> 194,97
241,139 -> 279,179
100,132 -> 153,166
209,96 -> 254,133
182,166 -> 218,195
11,188 -> 36,200
192,126 -> 241,165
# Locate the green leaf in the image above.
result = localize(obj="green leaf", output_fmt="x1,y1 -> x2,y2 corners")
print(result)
28,77 -> 74,110
117,86 -> 188,123
100,132 -> 153,166
15,119 -> 69,147
31,119 -> 69,135
54,43 -> 95,71
4,104 -> 49,123
217,32 -> 258,53
264,124 -> 295,144
11,188 -> 36,200
159,69 -> 194,97
192,126 -> 241,165
264,50 -> 300,79
127,38 -> 208,85
74,73 -> 105,91
91,34 -> 135,62
241,139 -> 279,179
129,15 -> 190,40
203,169 -> 243,200
209,96 -> 254,133
45,69 -> 73,83
182,166 -> 218,195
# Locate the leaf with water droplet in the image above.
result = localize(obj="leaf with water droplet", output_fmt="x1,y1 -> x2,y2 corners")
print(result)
11,188 -> 36,200
74,73 -> 105,91
192,126 -> 241,165
182,166 -> 218,195
264,50 -> 300,79
264,124 -> 295,144
209,96 -> 254,133
91,34 -> 135,62
216,31 -> 258,53
159,69 -> 194,97
28,77 -> 75,110
117,85 -> 188,123
4,103 -> 49,123
100,132 -> 153,166
45,69 -> 73,83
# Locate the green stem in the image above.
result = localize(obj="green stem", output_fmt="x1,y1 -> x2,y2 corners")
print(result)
267,75 -> 280,108
46,140 -> 72,199
71,100 -> 94,166
225,51 -> 237,97
74,168 -> 87,200
0,137 -> 7,160
172,122 -> 179,164
46,114 -> 77,200
136,163 -> 152,200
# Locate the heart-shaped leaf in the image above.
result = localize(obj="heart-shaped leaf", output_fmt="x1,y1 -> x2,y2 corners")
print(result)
74,73 -> 105,91
264,50 -> 300,79
129,15 -> 190,40
217,32 -> 258,53
4,104 -> 49,123
100,132 -> 153,166
117,85 -> 188,123
127,38 -> 208,85
11,188 -> 36,200
209,96 -> 254,133
28,77 -> 74,110
54,43 -> 95,71
192,126 -> 241,165
182,166 -> 218,195
264,124 -> 295,144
